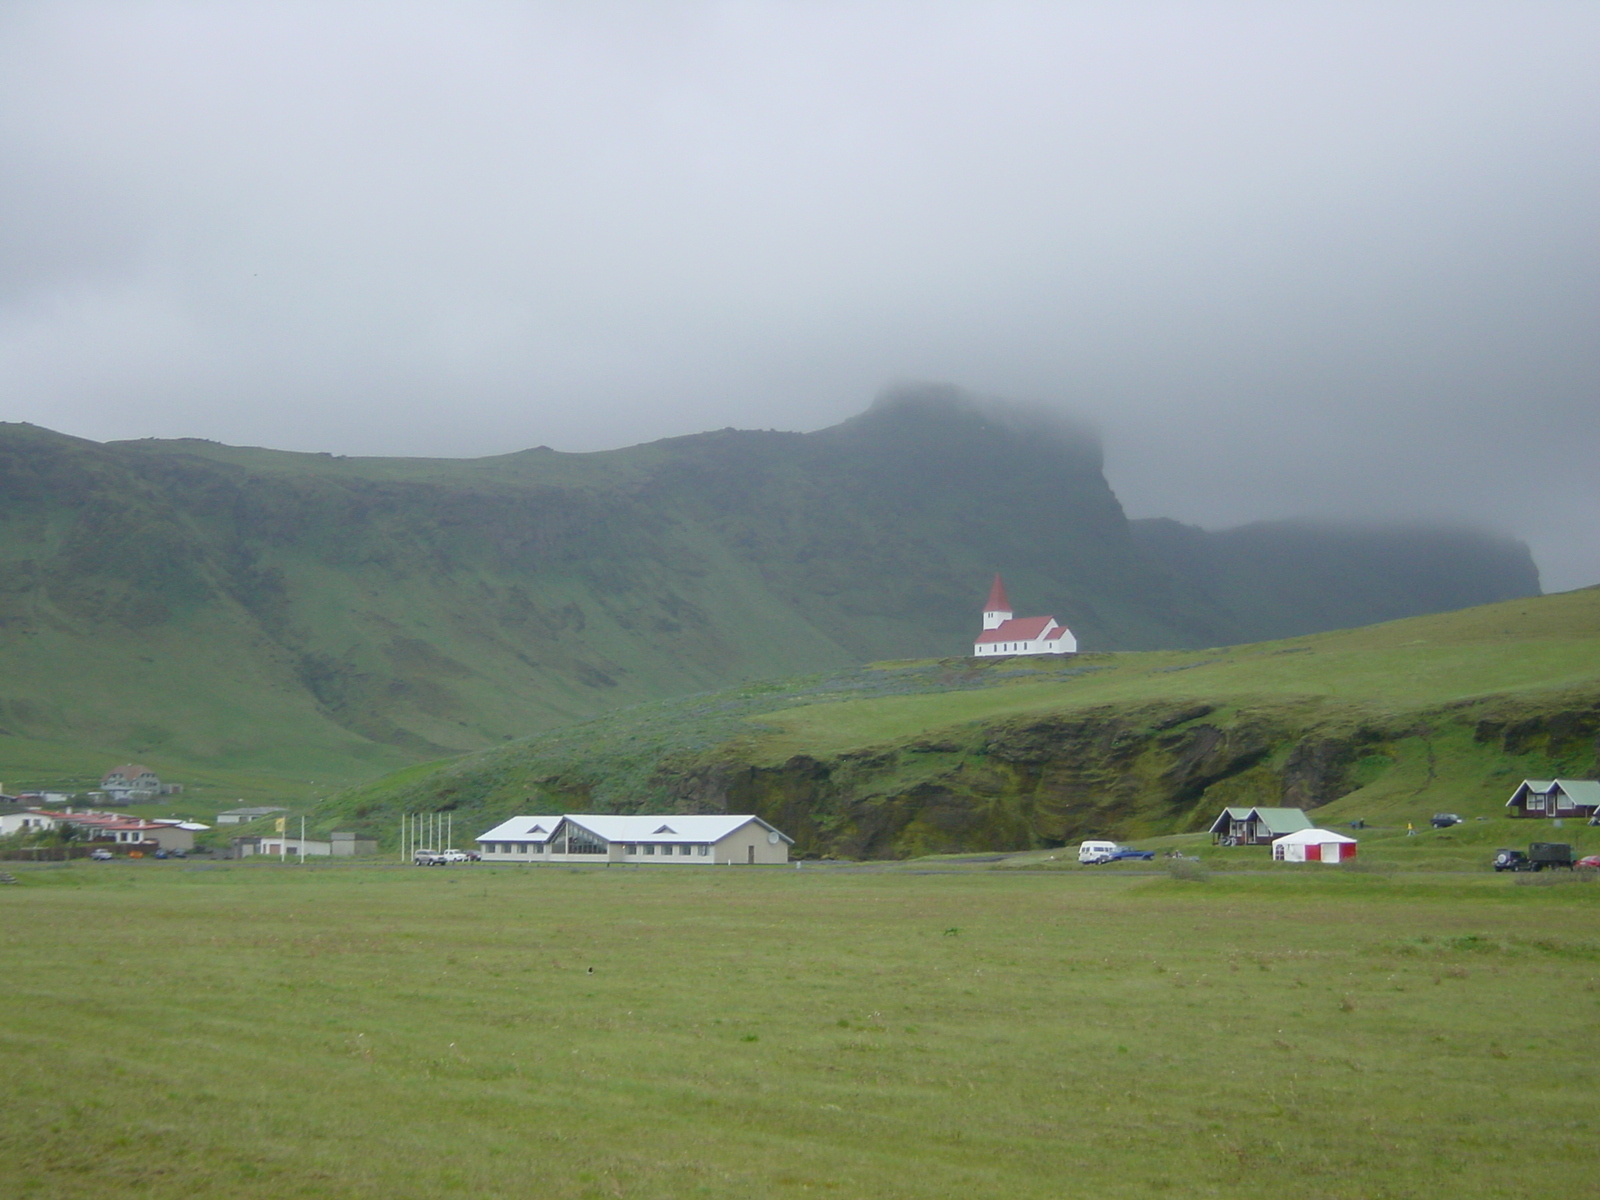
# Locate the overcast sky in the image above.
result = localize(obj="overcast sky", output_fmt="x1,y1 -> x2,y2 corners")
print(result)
2,2 -> 1597,588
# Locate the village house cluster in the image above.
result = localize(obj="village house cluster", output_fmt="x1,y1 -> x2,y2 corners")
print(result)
0,802 -> 207,854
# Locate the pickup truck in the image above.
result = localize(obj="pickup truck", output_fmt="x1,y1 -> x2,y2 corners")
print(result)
413,848 -> 475,866
1493,843 -> 1574,872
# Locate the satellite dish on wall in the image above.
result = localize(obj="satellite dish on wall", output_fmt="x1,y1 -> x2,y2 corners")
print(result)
768,830 -> 781,844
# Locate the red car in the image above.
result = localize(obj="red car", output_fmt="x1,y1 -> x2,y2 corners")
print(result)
1576,855 -> 1600,870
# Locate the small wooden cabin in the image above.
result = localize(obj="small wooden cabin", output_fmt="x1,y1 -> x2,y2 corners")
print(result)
1208,806 -> 1313,846
1505,779 -> 1600,820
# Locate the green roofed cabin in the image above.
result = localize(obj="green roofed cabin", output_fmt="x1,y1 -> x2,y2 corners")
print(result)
1505,779 -> 1600,821
1209,806 -> 1314,846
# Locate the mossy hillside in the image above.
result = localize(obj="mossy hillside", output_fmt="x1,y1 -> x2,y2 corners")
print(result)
0,387 -> 1538,794
326,588 -> 1600,856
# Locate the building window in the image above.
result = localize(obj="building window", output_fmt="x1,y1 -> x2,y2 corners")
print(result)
565,827 -> 608,855
678,844 -> 690,856
532,843 -> 543,854
625,843 -> 637,855
644,844 -> 655,855
697,844 -> 709,856
1527,792 -> 1546,812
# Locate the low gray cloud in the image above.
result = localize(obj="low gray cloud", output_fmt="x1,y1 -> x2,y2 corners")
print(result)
2,1 -> 1596,588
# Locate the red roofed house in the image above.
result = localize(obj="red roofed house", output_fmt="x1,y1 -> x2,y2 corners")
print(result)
36,809 -> 196,852
972,575 -> 1077,658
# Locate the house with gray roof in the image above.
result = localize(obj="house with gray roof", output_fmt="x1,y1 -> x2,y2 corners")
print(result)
216,805 -> 291,825
1208,806 -> 1314,846
1505,779 -> 1600,821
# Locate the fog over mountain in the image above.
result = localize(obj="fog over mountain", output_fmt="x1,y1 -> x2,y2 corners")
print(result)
1,2 -> 1596,588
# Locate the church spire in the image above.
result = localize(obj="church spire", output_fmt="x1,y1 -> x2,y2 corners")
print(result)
982,574 -> 1013,630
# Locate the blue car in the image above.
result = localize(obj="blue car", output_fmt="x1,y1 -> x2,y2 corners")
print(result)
1106,847 -> 1155,862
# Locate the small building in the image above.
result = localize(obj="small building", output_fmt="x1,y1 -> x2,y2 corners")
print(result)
100,765 -> 162,802
1271,827 -> 1358,863
216,805 -> 291,826
1505,779 -> 1600,820
972,575 -> 1077,658
475,814 -> 793,865
330,831 -> 378,856
233,835 -> 332,857
1209,806 -> 1314,846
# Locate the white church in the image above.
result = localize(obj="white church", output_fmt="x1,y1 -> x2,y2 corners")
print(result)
972,575 -> 1077,657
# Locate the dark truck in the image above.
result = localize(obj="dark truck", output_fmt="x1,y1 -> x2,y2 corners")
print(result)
1493,843 -> 1575,872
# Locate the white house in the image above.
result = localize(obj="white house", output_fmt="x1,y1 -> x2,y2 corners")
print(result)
475,814 -> 794,865
972,575 -> 1077,657
0,807 -> 59,837
1271,827 -> 1358,863
100,764 -> 162,802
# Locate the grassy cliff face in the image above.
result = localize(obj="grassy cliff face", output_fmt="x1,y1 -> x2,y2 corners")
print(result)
325,588 -> 1600,857
0,385 -> 1540,789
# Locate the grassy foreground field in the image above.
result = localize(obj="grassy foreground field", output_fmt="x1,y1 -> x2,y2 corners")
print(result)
5,862 -> 1599,1199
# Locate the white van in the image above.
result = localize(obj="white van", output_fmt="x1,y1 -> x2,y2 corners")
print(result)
1078,840 -> 1118,865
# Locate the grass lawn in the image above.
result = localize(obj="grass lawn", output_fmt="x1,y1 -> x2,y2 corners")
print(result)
4,861 -> 1598,1199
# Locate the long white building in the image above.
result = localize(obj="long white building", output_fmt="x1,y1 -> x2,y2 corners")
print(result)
475,813 -> 793,865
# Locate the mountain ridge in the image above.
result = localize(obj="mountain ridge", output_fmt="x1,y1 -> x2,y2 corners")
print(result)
0,385 -> 1540,784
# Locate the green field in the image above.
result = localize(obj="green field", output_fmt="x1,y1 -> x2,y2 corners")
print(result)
5,860 -> 1598,1198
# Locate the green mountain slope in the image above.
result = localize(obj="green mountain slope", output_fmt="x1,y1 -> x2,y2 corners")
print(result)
0,384 -> 1539,789
324,587 -> 1600,857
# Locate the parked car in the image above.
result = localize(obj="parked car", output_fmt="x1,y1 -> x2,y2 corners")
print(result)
1430,813 -> 1463,828
1493,843 -> 1575,872
414,848 -> 474,866
1078,840 -> 1154,864
1493,848 -> 1529,872
1575,855 -> 1600,870
89,848 -> 114,861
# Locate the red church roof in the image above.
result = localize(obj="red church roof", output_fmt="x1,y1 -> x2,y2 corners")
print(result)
974,616 -> 1057,645
983,574 -> 1012,613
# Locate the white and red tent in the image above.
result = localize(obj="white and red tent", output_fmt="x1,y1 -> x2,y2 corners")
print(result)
1271,827 -> 1357,863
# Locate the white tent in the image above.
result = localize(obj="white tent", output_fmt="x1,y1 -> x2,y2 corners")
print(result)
1271,827 -> 1358,863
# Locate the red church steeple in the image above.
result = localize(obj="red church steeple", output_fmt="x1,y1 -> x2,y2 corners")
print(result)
983,573 -> 1011,615
981,574 -> 1014,631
